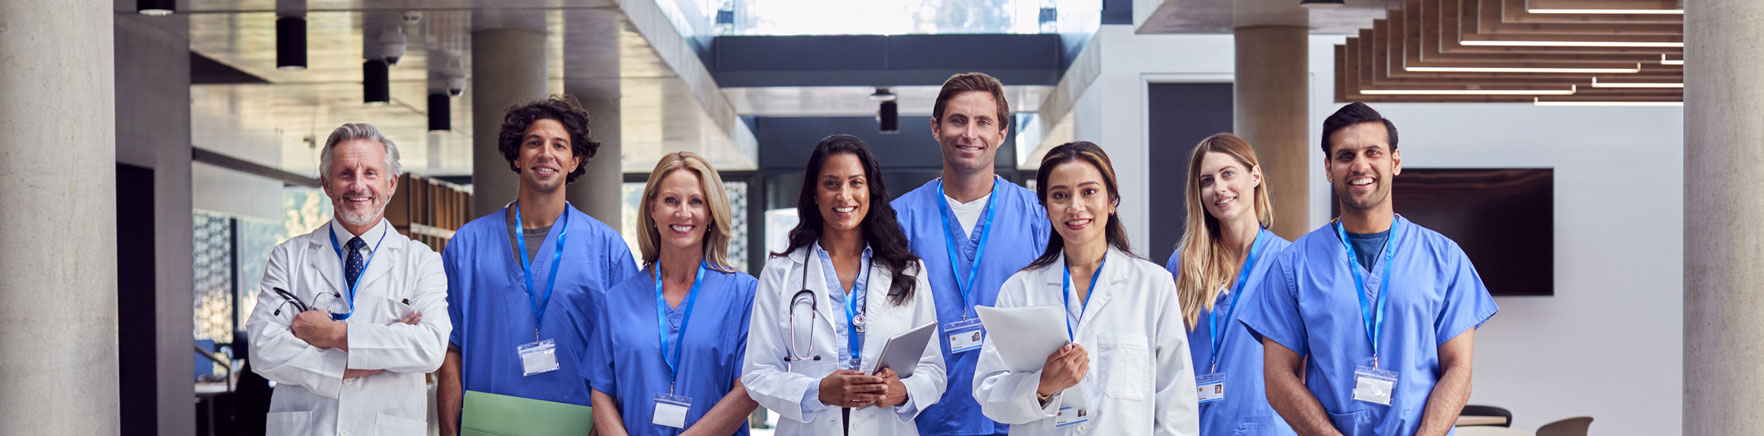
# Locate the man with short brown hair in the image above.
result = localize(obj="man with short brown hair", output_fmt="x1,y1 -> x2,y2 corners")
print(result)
892,72 -> 1051,436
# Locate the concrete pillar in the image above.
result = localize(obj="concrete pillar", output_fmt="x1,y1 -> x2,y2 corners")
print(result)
0,1 -> 119,434
470,27 -> 548,217
1684,1 -> 1764,435
564,9 -> 626,225
570,96 -> 623,225
1233,25 -> 1310,240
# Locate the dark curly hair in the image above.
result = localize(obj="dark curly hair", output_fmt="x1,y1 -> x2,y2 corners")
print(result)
773,134 -> 922,307
498,95 -> 600,183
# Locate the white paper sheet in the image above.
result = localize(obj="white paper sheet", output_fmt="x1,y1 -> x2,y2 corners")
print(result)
974,305 -> 1072,372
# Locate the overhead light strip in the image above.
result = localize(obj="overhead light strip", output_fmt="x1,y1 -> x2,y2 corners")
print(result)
1406,64 -> 1642,74
1591,78 -> 1683,88
1526,8 -> 1683,15
1362,86 -> 1577,96
1533,98 -> 1683,107
1460,40 -> 1684,48
1661,54 -> 1684,66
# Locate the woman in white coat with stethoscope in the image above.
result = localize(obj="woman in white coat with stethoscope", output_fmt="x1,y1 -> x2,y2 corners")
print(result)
973,141 -> 1200,436
744,134 -> 946,436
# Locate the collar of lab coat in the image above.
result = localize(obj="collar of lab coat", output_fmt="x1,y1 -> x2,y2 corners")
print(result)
305,218 -> 402,299
1042,245 -> 1131,336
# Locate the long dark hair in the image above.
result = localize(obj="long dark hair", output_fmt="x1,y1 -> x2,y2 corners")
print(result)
773,134 -> 922,306
1024,141 -> 1136,271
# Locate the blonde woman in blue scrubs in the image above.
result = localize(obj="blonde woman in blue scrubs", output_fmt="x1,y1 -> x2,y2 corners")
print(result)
1165,133 -> 1294,436
583,152 -> 758,435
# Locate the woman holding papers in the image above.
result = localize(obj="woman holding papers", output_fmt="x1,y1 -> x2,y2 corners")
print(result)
1164,134 -> 1295,436
744,134 -> 947,436
583,152 -> 759,436
973,141 -> 1200,436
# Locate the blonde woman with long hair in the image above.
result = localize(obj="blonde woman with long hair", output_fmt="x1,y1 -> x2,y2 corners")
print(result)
583,152 -> 760,436
1163,133 -> 1295,436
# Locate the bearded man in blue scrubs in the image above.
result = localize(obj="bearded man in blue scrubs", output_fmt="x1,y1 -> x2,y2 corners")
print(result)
891,72 -> 1051,436
437,96 -> 639,436
1239,102 -> 1499,436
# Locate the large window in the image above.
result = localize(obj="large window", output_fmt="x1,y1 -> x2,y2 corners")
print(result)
719,0 -> 1095,36
192,187 -> 332,345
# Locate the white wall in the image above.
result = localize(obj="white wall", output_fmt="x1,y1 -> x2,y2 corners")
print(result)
1072,27 -> 1236,252
1066,26 -> 1684,436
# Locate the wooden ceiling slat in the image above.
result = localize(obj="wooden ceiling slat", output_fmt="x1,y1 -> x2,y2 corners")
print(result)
1475,0 -> 1680,36
1335,0 -> 1682,103
1436,0 -> 1680,55
1501,0 -> 1680,25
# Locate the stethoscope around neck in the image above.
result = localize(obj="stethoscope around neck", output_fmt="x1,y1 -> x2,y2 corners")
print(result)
784,253 -> 874,371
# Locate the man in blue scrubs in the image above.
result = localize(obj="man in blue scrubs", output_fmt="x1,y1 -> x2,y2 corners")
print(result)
437,96 -> 638,436
891,72 -> 1050,436
1239,102 -> 1499,436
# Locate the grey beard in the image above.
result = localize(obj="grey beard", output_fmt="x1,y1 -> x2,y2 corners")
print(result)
336,196 -> 389,227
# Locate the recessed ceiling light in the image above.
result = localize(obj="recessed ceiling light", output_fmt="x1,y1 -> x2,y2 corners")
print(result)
1460,40 -> 1684,48
1404,64 -> 1643,74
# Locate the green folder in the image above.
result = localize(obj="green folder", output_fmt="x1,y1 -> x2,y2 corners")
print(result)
461,390 -> 593,436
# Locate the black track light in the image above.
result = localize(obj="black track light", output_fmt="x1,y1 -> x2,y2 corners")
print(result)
277,17 -> 307,70
364,60 -> 390,104
428,94 -> 451,132
1300,0 -> 1345,8
138,0 -> 175,16
878,100 -> 899,134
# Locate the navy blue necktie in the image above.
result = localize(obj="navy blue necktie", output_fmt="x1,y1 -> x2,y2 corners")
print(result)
345,237 -> 366,289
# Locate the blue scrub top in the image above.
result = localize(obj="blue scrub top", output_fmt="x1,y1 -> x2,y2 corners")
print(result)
442,205 -> 638,406
1165,229 -> 1296,436
891,177 -> 1050,436
1238,216 -> 1499,436
581,265 -> 757,436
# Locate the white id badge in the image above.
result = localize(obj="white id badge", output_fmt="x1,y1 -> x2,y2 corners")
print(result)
517,339 -> 560,376
1196,373 -> 1226,404
1053,386 -> 1090,428
1054,406 -> 1090,427
652,394 -> 693,429
1351,366 -> 1398,406
945,318 -> 985,353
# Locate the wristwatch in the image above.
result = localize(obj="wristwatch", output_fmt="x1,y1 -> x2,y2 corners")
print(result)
1036,391 -> 1053,405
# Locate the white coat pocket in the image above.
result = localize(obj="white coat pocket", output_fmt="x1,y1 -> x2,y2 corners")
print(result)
382,297 -> 416,325
375,413 -> 428,436
264,410 -> 311,436
1096,334 -> 1151,400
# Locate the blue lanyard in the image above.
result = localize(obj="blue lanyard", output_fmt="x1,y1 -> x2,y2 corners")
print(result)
1207,229 -> 1266,373
1060,253 -> 1106,340
515,204 -> 570,337
936,178 -> 1000,319
1335,218 -> 1399,367
327,224 -> 388,321
655,261 -> 707,392
841,263 -> 868,365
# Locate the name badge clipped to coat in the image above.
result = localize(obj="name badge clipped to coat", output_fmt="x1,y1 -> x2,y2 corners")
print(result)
1196,373 -> 1226,404
945,318 -> 984,353
1352,366 -> 1397,406
1052,386 -> 1091,428
652,394 -> 692,428
517,338 -> 560,376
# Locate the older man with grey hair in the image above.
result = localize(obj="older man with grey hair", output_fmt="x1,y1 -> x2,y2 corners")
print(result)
246,123 -> 453,435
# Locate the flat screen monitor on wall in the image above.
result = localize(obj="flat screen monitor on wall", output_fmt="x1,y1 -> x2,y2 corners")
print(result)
1332,168 -> 1554,297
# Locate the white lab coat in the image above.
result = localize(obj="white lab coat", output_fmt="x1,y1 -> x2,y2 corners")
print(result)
246,219 -> 451,436
973,247 -> 1199,436
743,246 -> 947,436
